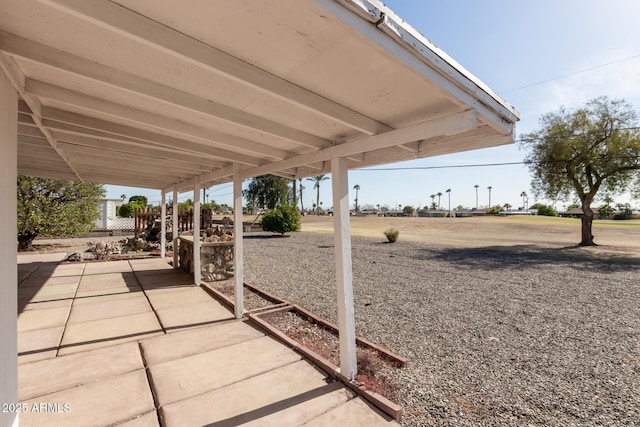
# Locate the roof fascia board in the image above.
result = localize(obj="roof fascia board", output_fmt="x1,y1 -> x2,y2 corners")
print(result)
316,0 -> 519,134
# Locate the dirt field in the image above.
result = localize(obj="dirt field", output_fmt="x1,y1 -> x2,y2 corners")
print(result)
300,214 -> 640,254
242,215 -> 640,426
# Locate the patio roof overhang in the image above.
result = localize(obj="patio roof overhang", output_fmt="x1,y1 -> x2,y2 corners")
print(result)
0,0 -> 520,412
1,0 -> 519,191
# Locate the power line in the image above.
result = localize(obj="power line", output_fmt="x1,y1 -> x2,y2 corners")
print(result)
500,53 -> 640,94
356,155 -> 640,172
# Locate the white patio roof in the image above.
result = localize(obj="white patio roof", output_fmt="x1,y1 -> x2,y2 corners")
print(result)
1,0 -> 519,191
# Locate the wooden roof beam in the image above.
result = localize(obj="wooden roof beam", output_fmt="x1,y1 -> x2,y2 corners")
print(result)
0,30 -> 331,151
25,79 -> 293,161
41,0 -> 393,136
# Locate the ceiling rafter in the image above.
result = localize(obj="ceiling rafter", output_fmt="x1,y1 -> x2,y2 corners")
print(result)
51,132 -> 225,168
25,79 -> 295,161
58,143 -> 218,173
40,0 -> 394,136
0,52 -> 83,180
168,109 -> 476,192
0,30 -> 333,151
30,107 -> 263,166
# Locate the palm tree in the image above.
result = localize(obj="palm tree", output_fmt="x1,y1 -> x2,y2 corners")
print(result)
353,184 -> 361,213
503,203 -> 512,211
446,188 -> 451,217
430,194 -> 436,210
520,191 -> 528,210
120,194 -> 126,201
436,192 -> 443,210
297,179 -> 305,214
307,174 -> 329,214
487,186 -> 493,208
474,184 -> 479,209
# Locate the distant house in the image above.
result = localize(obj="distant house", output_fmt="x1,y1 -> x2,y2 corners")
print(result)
94,199 -> 134,231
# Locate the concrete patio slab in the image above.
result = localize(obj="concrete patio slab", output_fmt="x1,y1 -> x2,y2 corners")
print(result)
77,271 -> 138,286
83,260 -> 133,275
302,396 -> 398,426
18,326 -> 64,364
15,256 -> 398,425
17,253 -> 67,264
149,335 -> 301,406
140,321 -> 264,366
19,275 -> 81,288
240,385 -> 353,426
75,272 -> 141,297
129,259 -> 173,272
159,360 -> 339,426
71,291 -> 145,306
135,272 -> 195,289
19,370 -> 154,427
67,294 -> 152,324
145,287 -> 212,309
18,306 -> 70,333
154,300 -> 234,331
29,263 -> 86,278
19,299 -> 72,313
74,285 -> 143,298
17,282 -> 78,302
58,311 -> 163,355
115,411 -> 159,427
18,341 -> 143,400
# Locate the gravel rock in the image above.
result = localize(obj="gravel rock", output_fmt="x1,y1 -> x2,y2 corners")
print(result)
243,231 -> 640,426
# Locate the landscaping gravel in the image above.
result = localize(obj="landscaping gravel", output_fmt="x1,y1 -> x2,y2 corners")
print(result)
243,231 -> 640,426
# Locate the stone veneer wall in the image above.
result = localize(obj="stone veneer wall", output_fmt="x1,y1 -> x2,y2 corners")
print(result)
178,236 -> 234,281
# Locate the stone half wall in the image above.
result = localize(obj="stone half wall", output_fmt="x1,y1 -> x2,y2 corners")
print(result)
178,237 -> 234,281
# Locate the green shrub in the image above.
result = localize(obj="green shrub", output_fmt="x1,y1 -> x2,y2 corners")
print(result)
486,206 -> 502,215
384,228 -> 399,243
117,203 -> 135,217
530,203 -> 557,216
261,205 -> 301,235
613,210 -> 632,220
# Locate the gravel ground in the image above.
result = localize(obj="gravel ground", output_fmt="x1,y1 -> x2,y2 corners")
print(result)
242,231 -> 640,427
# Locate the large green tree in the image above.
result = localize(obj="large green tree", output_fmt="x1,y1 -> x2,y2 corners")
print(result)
521,97 -> 640,246
17,176 -> 105,250
243,174 -> 290,210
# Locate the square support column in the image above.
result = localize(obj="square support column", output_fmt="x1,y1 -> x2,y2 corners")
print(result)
193,177 -> 201,285
160,191 -> 166,258
233,164 -> 244,319
0,67 -> 19,427
331,156 -> 357,380
172,186 -> 179,269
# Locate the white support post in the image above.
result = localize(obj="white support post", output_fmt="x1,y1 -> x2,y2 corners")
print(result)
193,177 -> 201,285
233,163 -> 244,319
160,191 -> 166,259
0,67 -> 19,427
172,186 -> 179,269
331,156 -> 357,380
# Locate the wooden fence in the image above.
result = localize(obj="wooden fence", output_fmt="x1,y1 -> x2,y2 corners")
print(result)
134,207 -> 215,238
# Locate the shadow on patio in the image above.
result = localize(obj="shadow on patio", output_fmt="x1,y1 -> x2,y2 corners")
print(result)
16,255 -> 397,426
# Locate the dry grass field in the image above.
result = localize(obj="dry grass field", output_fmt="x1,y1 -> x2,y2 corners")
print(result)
301,214 -> 640,253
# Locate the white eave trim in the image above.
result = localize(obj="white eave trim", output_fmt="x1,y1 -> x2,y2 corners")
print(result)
331,0 -> 520,124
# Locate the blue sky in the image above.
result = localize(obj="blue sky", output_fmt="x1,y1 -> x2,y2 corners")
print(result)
105,0 -> 640,210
